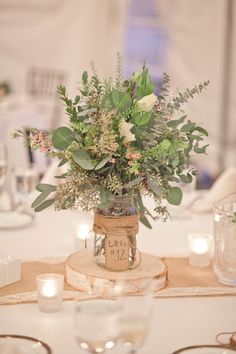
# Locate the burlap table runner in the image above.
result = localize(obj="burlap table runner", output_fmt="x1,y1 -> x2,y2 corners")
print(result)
0,258 -> 235,305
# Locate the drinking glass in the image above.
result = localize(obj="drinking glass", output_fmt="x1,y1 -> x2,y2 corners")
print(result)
0,143 -> 7,195
0,143 -> 8,209
213,193 -> 236,286
74,298 -> 121,354
118,293 -> 153,354
12,166 -> 39,207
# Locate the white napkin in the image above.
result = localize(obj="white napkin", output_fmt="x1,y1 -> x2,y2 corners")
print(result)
191,167 -> 236,213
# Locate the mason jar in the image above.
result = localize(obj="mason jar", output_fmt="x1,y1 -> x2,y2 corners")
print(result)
93,195 -> 139,271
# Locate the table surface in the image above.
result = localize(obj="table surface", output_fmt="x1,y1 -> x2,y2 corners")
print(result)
0,207 -> 236,354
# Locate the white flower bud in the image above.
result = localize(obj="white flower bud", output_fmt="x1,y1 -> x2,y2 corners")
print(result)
119,119 -> 136,143
137,93 -> 157,112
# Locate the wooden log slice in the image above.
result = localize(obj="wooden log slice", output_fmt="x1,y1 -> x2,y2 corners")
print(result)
66,251 -> 167,295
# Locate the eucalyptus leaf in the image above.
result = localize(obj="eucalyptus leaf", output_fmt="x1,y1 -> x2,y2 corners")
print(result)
74,95 -> 80,104
193,126 -> 208,136
52,127 -> 74,150
143,206 -> 155,220
82,71 -> 88,83
61,196 -> 74,209
99,188 -> 107,203
107,192 -> 115,201
34,198 -> 55,212
31,190 -> 52,208
98,200 -> 114,209
166,186 -> 183,205
58,159 -> 68,167
126,176 -> 145,189
187,172 -> 193,183
140,215 -> 152,229
74,133 -> 83,143
118,93 -> 132,112
95,156 -> 110,170
159,139 -> 171,150
111,89 -> 120,107
192,170 -> 198,176
72,150 -> 94,170
181,121 -> 196,133
194,143 -> 209,154
54,173 -> 67,179
149,162 -> 161,173
134,112 -> 152,126
133,190 -> 145,212
169,176 -> 181,183
179,174 -> 192,183
36,184 -> 56,193
147,176 -> 162,195
190,134 -> 202,141
167,116 -> 186,128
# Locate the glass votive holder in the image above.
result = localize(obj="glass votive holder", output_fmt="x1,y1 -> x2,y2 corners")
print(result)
36,273 -> 64,313
188,233 -> 213,267
74,223 -> 93,251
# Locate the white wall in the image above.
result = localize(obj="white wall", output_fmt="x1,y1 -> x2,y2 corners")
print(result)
156,0 -> 236,173
0,0 -> 127,98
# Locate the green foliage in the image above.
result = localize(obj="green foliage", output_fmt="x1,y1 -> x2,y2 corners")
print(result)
72,150 -> 94,170
166,186 -> 183,205
34,199 -> 55,212
14,55 -> 209,225
95,156 -> 110,170
52,127 -> 74,150
32,184 -> 56,212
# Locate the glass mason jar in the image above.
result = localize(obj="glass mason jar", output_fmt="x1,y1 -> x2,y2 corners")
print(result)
93,195 -> 139,271
213,193 -> 236,286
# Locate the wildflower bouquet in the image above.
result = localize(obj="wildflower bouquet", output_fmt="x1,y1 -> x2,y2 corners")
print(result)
14,57 -> 209,228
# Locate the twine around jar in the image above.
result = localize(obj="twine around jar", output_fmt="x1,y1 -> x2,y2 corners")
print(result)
93,212 -> 139,236
93,212 -> 141,271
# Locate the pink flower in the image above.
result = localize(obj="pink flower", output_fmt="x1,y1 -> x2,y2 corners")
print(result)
29,131 -> 52,152
126,152 -> 141,160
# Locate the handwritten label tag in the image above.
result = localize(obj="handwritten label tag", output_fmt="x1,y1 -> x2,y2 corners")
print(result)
105,233 -> 129,271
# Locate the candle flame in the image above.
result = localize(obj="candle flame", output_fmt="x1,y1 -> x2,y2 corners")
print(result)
77,224 -> 90,240
192,238 -> 209,254
42,281 -> 57,298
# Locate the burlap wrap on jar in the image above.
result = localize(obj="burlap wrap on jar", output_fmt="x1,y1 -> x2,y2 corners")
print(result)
93,212 -> 140,271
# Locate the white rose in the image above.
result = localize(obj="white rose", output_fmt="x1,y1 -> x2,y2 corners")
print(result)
119,119 -> 136,143
137,93 -> 157,112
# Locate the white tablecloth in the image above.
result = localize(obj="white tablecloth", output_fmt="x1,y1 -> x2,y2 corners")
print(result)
0,206 -> 213,259
0,209 -> 235,354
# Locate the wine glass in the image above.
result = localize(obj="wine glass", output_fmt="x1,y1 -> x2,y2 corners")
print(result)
0,143 -> 8,206
12,165 -> 39,208
74,298 -> 121,354
118,293 -> 153,354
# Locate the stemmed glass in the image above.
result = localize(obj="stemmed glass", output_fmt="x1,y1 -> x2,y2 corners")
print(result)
74,298 -> 121,354
0,143 -> 8,208
12,166 -> 39,208
118,294 -> 153,354
119,280 -> 155,354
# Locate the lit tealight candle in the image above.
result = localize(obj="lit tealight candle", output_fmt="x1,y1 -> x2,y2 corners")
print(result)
36,274 -> 64,313
188,233 -> 213,267
42,281 -> 57,298
75,223 -> 93,250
